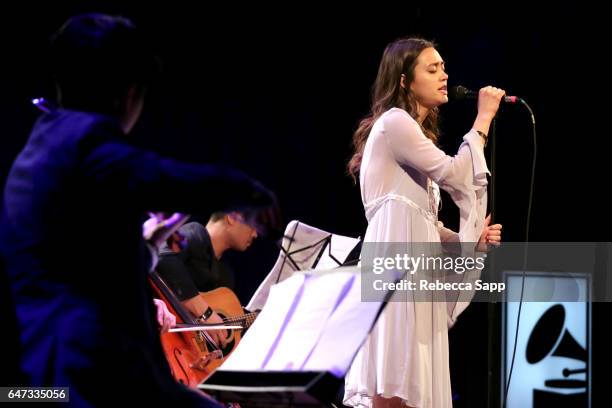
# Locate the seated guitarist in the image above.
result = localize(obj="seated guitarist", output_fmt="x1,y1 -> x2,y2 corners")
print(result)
156,212 -> 258,346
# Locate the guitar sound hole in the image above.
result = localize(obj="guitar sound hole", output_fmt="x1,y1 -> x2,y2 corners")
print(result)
217,312 -> 236,355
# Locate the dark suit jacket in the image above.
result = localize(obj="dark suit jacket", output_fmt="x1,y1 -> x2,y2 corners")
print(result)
0,109 -> 270,406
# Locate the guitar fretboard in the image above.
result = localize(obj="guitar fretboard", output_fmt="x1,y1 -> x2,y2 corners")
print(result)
222,312 -> 258,329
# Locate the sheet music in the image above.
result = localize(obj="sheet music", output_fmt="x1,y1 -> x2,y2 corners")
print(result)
246,221 -> 360,311
218,267 -> 389,377
263,272 -> 355,370
219,273 -> 306,370
302,275 -> 379,376
316,234 -> 361,269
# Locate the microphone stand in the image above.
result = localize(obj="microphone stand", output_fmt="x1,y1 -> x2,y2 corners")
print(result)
487,117 -> 502,408
489,118 -> 496,224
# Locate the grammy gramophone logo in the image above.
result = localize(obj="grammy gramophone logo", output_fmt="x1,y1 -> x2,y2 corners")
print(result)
527,304 -> 587,406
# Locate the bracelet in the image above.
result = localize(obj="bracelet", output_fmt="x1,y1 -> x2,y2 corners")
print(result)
199,306 -> 213,322
476,130 -> 488,147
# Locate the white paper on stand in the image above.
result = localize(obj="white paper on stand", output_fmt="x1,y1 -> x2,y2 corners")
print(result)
218,267 -> 388,378
219,273 -> 306,371
263,272 -> 355,370
246,220 -> 360,311
301,275 -> 378,376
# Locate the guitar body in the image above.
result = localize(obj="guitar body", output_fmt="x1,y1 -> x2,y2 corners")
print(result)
153,279 -> 258,388
198,287 -> 245,364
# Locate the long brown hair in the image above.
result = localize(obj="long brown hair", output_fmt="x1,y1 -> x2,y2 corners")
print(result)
348,37 -> 440,182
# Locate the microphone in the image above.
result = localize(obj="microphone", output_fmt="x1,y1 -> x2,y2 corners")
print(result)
449,85 -> 520,103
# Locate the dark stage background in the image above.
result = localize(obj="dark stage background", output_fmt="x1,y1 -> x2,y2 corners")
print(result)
1,2 -> 608,407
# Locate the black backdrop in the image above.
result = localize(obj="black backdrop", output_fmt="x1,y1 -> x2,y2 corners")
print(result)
1,3 -> 607,406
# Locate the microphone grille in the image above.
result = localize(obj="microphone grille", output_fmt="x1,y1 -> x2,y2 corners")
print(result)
449,85 -> 472,100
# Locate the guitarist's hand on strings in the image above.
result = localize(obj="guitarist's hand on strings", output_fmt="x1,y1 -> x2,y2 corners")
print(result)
199,310 -> 229,347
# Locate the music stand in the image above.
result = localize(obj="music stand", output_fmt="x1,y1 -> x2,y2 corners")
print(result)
198,222 -> 390,407
247,220 -> 361,311
200,267 -> 393,407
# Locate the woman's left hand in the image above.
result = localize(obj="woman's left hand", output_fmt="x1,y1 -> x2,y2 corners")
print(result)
476,214 -> 502,252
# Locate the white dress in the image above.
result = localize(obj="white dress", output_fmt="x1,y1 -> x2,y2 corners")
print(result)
344,107 -> 489,408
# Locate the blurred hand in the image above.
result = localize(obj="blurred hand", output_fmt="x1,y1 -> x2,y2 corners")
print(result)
143,212 -> 190,250
153,298 -> 176,333
243,191 -> 283,240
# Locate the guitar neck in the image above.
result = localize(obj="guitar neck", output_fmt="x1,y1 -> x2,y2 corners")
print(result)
223,312 -> 259,329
